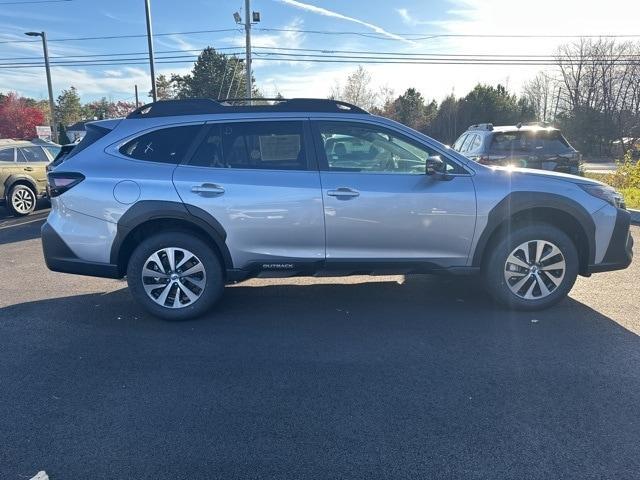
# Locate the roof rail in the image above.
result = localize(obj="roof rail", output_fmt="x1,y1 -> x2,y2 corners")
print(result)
468,123 -> 494,131
517,121 -> 552,128
126,97 -> 368,119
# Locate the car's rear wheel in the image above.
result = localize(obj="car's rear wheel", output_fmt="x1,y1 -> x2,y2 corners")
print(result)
482,223 -> 579,310
7,184 -> 37,216
127,232 -> 224,320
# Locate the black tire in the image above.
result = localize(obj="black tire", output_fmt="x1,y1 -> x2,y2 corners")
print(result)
127,232 -> 224,320
7,184 -> 37,216
482,223 -> 579,310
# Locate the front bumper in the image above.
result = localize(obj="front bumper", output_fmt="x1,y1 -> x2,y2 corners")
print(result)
586,208 -> 634,273
41,221 -> 122,278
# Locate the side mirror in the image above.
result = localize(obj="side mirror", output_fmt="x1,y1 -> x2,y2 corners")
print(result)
425,155 -> 446,176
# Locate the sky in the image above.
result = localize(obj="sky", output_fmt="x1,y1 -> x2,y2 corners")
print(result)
0,0 -> 639,105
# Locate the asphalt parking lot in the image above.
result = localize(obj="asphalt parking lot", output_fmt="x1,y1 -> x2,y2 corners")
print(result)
1,206 -> 639,480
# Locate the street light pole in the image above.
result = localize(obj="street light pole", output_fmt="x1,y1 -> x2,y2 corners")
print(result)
25,31 -> 57,143
144,0 -> 157,102
244,0 -> 252,103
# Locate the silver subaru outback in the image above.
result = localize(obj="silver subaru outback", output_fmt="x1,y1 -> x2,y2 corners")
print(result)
41,99 -> 633,320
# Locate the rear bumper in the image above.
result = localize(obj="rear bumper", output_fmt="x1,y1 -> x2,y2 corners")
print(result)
41,221 -> 122,278
586,208 -> 633,273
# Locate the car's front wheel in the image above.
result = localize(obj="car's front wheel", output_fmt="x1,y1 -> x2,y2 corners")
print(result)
482,223 -> 579,310
127,232 -> 224,320
7,184 -> 37,216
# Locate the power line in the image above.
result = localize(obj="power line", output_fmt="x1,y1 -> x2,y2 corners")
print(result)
2,27 -> 640,45
0,28 -> 242,45
1,53 -> 639,69
3,45 -> 640,63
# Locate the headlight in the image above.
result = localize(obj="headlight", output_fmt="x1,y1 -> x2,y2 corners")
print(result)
578,184 -> 625,209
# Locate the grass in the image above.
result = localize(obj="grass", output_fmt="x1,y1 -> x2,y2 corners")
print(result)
585,173 -> 640,209
584,154 -> 640,210
619,188 -> 640,210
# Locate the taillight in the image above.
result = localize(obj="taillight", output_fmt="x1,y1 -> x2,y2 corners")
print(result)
47,172 -> 85,197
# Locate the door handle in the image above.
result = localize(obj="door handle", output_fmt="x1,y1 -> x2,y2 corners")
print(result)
327,187 -> 360,198
191,183 -> 225,196
23,167 -> 33,172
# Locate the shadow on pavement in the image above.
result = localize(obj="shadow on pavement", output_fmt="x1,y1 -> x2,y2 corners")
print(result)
1,276 -> 639,479
0,207 -> 48,245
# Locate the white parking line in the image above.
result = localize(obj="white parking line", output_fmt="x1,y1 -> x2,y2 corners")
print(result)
0,216 -> 47,230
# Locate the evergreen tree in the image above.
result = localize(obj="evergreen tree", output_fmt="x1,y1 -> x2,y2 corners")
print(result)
56,86 -> 82,126
172,48 -> 249,100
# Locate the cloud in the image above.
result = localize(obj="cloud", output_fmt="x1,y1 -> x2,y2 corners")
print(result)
275,0 -> 413,44
395,8 -> 431,26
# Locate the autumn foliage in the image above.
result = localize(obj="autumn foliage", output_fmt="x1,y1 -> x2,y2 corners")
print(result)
0,92 -> 46,140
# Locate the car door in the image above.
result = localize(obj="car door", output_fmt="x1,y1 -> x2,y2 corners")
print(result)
172,119 -> 325,271
0,147 -> 18,198
18,146 -> 50,193
312,120 -> 476,268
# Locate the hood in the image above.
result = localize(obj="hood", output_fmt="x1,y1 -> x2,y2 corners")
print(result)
489,165 -> 604,186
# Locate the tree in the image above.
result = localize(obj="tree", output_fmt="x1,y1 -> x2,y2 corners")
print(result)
426,94 -> 460,144
387,88 -> 436,132
457,84 -> 534,130
154,74 -> 176,100
56,86 -> 82,126
82,97 -> 110,120
107,100 -> 136,118
330,66 -> 379,111
82,98 -> 136,119
171,48 -> 250,99
0,92 -> 45,139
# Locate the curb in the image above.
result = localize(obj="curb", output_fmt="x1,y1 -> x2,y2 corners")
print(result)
630,209 -> 640,225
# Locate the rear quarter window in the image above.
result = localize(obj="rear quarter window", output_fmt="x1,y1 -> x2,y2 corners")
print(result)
120,125 -> 202,164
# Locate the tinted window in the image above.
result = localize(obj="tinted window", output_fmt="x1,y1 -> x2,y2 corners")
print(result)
18,146 -> 48,162
317,121 -> 462,174
120,125 -> 202,164
490,130 -> 572,154
0,148 -> 14,162
189,121 -> 306,170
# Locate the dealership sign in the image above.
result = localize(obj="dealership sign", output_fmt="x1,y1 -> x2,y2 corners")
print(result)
35,125 -> 52,140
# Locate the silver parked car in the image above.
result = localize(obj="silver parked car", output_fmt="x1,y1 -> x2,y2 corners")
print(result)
42,99 -> 633,320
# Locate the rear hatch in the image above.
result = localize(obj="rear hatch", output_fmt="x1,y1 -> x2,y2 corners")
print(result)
48,119 -> 121,170
487,129 -> 581,174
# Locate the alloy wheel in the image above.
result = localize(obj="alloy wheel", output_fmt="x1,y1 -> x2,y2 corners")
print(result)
503,240 -> 566,300
11,187 -> 35,214
141,247 -> 206,308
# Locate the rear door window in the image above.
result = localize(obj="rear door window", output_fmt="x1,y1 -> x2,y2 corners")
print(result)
120,125 -> 203,164
189,121 -> 308,170
18,146 -> 48,162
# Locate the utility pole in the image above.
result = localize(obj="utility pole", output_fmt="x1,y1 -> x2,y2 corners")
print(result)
244,0 -> 252,103
144,0 -> 157,102
25,31 -> 57,143
134,85 -> 140,108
